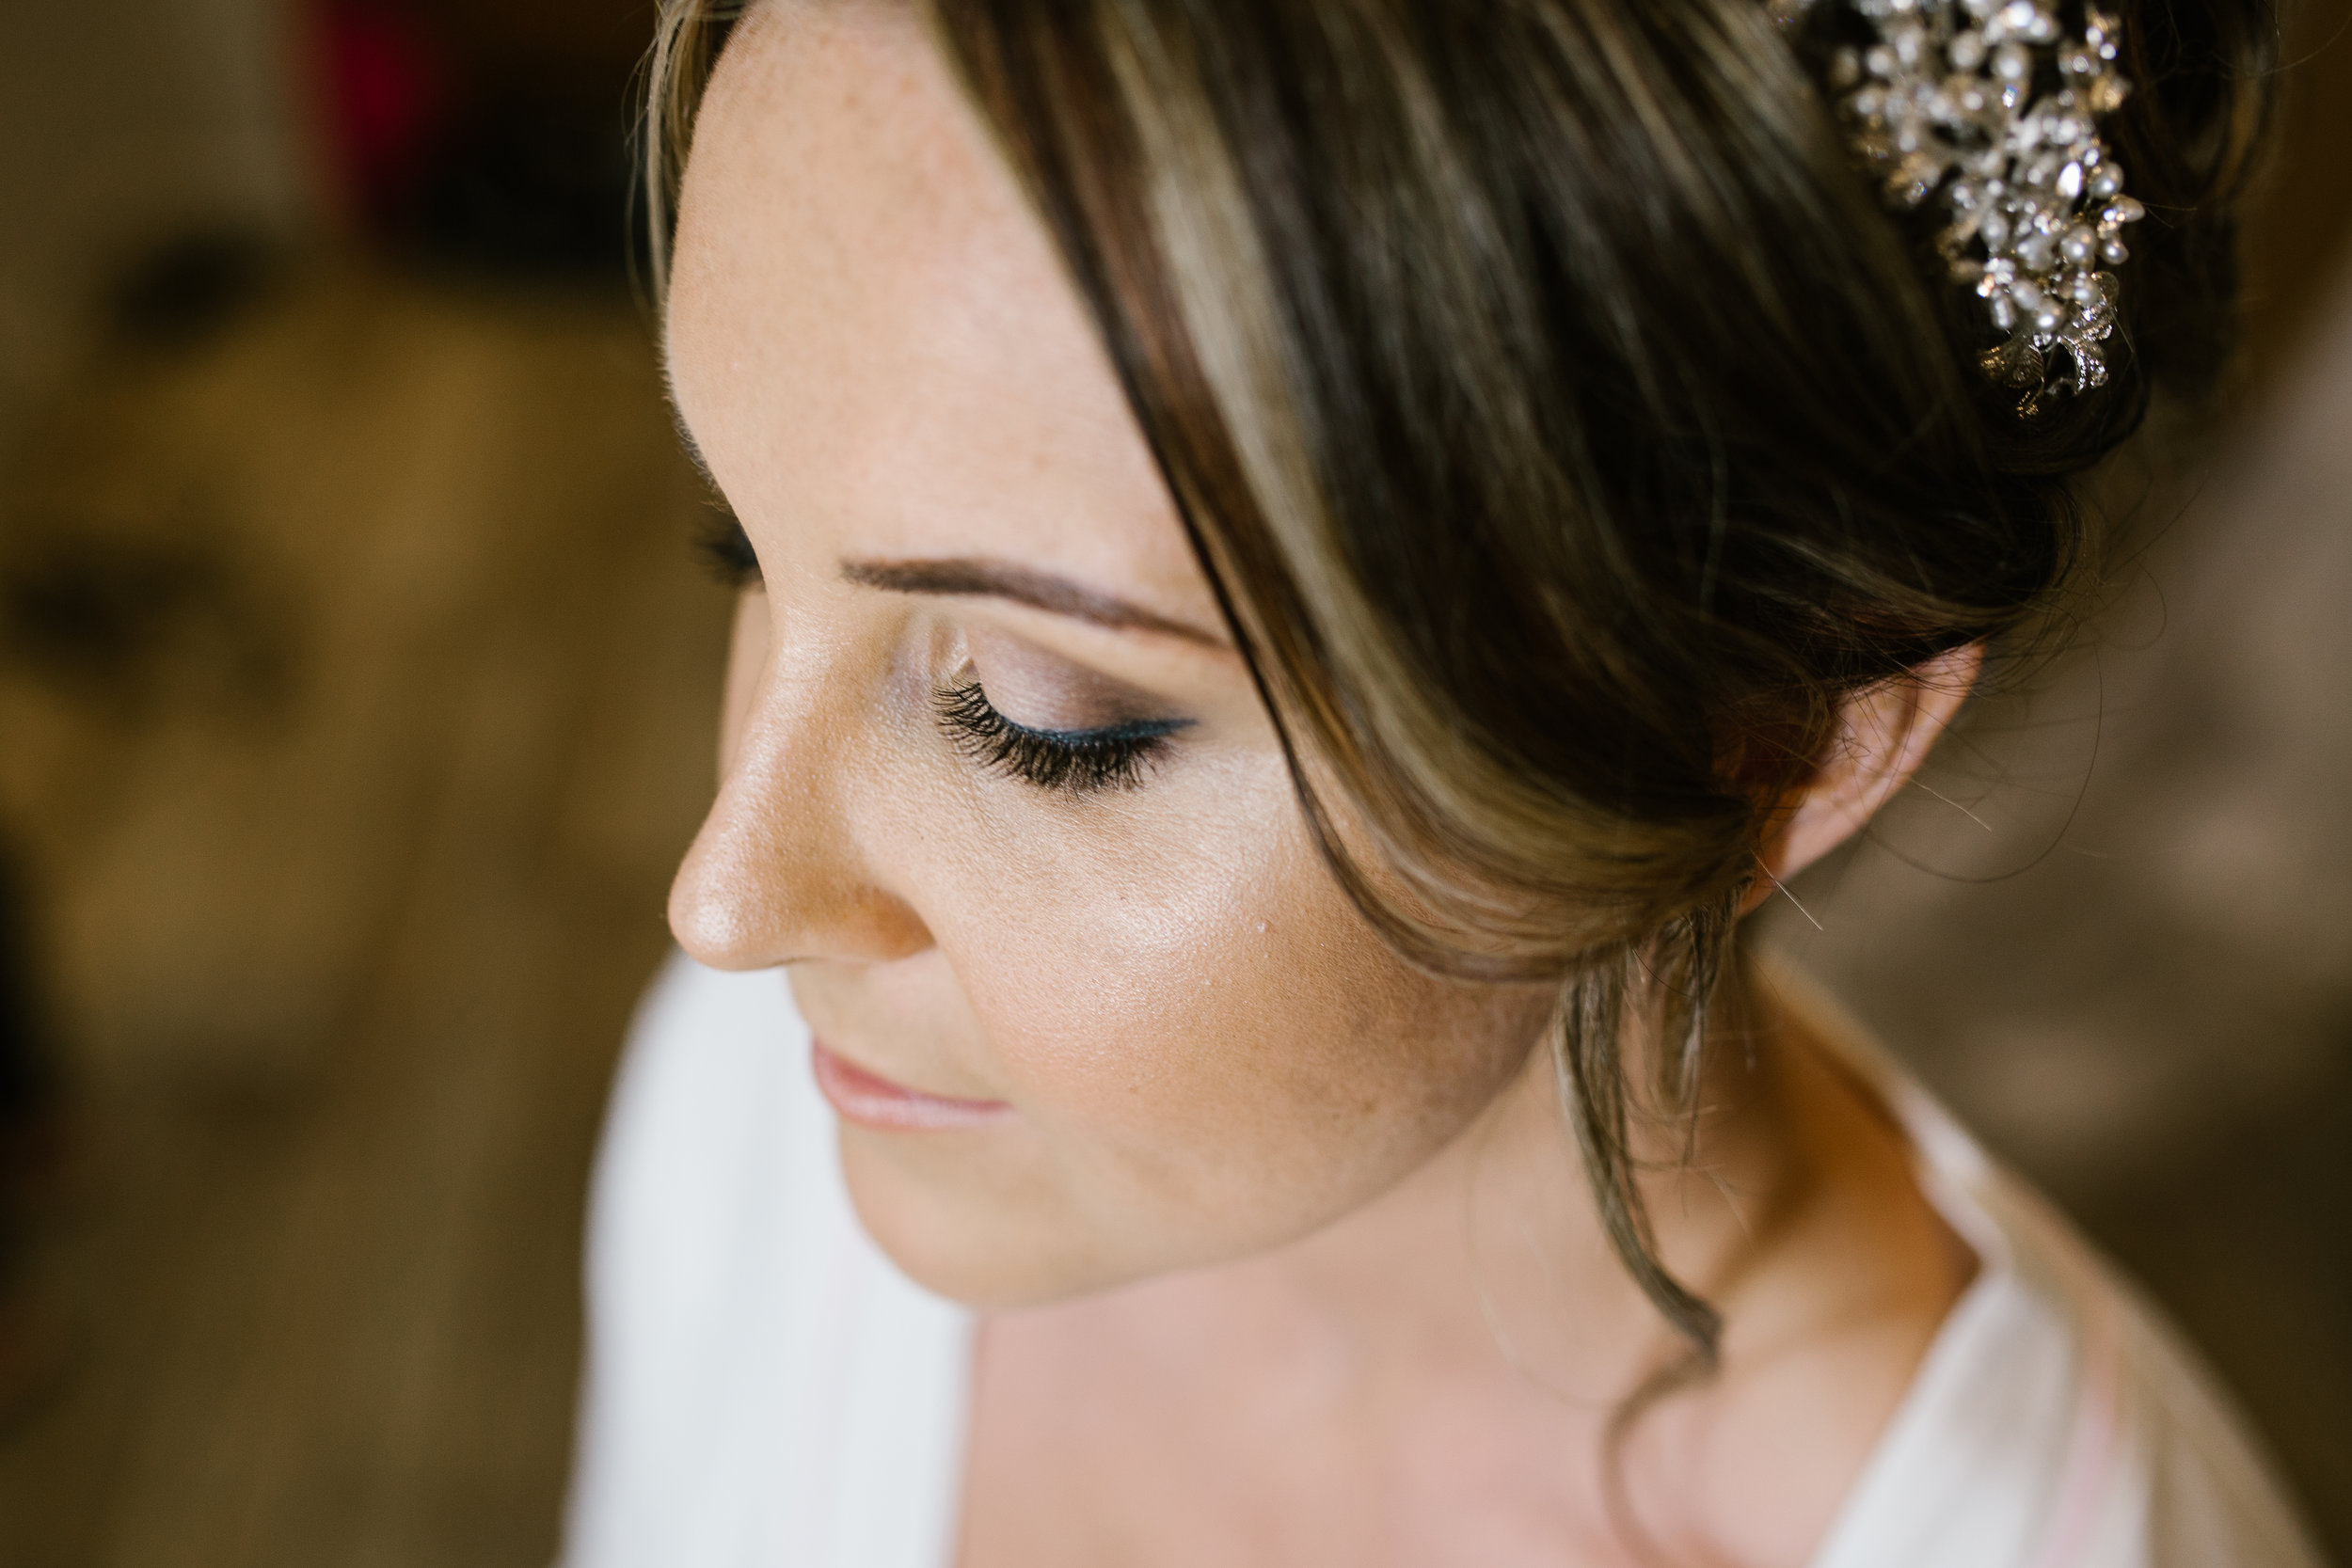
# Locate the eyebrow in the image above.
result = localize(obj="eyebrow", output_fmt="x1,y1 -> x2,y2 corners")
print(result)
842,558 -> 1231,650
666,390 -> 1221,650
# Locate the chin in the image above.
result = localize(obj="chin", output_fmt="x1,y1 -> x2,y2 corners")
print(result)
834,1124 -> 1133,1309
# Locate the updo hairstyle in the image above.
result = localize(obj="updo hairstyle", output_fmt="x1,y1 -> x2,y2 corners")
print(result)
646,0 -> 2274,1355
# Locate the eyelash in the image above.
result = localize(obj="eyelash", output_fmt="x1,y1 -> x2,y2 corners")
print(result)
934,677 -> 1184,795
689,502 -> 1181,793
696,506 -> 762,588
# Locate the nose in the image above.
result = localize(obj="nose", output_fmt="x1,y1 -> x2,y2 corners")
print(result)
668,625 -> 932,972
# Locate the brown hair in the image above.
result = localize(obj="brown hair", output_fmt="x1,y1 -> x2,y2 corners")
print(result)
644,0 -> 2271,1360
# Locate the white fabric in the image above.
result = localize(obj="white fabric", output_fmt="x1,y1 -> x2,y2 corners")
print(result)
562,955 -> 972,1568
560,952 -> 2328,1568
1768,965 -> 2328,1568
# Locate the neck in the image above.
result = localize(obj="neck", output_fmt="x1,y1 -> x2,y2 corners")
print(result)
965,967 -> 1974,1564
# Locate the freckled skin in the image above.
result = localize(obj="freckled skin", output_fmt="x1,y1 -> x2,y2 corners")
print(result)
665,3 -> 1552,1306
662,6 -> 1979,1563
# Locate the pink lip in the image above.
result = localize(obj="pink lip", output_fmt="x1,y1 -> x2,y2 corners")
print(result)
811,1041 -> 1012,1132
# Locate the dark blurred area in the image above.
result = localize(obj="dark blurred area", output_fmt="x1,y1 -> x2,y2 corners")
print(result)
0,1 -> 2345,1563
0,2 -> 729,1560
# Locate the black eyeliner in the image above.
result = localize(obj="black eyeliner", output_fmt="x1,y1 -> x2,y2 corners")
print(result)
933,677 -> 1190,794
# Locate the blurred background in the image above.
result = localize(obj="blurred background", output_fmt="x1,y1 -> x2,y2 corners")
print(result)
0,0 -> 2343,1562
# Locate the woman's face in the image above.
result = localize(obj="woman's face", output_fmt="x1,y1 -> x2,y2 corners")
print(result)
666,2 -> 1554,1307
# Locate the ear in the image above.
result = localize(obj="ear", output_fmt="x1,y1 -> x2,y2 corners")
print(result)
1744,643 -> 1983,913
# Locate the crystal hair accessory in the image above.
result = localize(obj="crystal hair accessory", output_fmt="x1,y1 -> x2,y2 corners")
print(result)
1774,0 -> 2145,411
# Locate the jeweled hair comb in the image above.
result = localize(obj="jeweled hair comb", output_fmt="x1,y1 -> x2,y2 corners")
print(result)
1773,0 -> 2145,412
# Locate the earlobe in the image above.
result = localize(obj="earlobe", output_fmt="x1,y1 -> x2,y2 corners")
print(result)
1747,643 -> 1983,911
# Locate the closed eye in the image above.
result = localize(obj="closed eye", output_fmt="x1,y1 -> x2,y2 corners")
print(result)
934,676 -> 1189,795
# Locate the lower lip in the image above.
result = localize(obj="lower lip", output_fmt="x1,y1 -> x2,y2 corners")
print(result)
810,1041 -> 1012,1132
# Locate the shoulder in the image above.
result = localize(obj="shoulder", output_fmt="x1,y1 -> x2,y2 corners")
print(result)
1750,959 -> 2327,1568
2021,1195 -> 2328,1568
1820,1097 -> 2324,1567
562,954 -> 975,1568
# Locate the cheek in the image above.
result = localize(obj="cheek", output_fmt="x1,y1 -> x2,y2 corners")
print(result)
928,760 -> 1544,1255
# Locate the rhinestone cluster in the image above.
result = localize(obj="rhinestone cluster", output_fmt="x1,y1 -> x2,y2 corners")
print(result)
1778,0 -> 2145,410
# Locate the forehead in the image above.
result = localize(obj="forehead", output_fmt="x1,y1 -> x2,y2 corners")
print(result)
666,2 -> 1201,608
